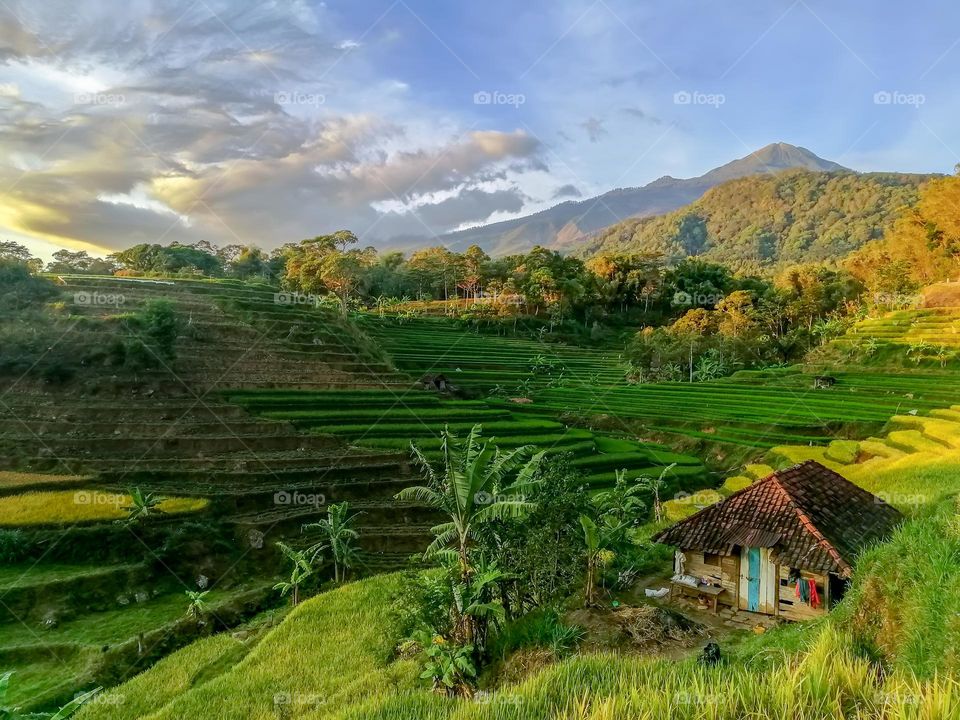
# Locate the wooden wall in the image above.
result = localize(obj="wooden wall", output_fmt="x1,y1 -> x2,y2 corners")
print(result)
777,566 -> 829,620
681,551 -> 738,607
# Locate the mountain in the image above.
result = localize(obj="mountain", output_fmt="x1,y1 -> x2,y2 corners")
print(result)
436,143 -> 848,255
574,169 -> 935,270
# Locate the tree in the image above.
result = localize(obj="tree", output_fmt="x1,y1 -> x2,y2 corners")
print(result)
474,457 -> 587,613
185,590 -> 210,621
396,425 -> 545,643
398,426 -> 545,577
0,241 -> 41,273
120,488 -> 163,525
580,514 -> 622,607
638,463 -> 676,524
303,502 -> 362,584
45,250 -> 117,275
594,469 -> 647,528
274,542 -> 313,606
284,231 -> 374,315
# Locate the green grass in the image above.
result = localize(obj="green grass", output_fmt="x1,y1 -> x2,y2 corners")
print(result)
0,590 -> 231,649
358,315 -> 628,392
76,572 -> 960,720
225,388 -> 705,492
73,634 -> 252,720
0,563 -> 139,591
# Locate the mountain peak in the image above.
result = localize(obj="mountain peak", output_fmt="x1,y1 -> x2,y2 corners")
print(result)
432,143 -> 850,255
703,142 -> 847,183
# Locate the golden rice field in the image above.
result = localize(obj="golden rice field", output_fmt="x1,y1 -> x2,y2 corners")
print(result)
0,471 -> 91,489
0,490 -> 208,526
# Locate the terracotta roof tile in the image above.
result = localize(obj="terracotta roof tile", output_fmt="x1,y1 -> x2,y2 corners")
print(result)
653,460 -> 904,576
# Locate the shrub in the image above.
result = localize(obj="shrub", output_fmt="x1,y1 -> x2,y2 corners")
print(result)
0,529 -> 32,563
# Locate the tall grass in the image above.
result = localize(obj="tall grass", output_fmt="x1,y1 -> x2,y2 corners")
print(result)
80,569 -> 960,720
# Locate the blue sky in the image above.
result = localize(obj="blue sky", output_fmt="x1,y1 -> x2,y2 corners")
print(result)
1,0 -> 958,259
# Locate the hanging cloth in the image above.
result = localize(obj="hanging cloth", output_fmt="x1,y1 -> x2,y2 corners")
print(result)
808,579 -> 820,609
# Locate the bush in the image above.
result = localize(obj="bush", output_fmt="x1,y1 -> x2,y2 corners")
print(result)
141,299 -> 179,359
0,529 -> 33,563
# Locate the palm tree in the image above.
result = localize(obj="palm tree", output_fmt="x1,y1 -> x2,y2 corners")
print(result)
120,487 -> 163,525
303,502 -> 362,584
580,515 -> 623,607
185,590 -> 210,621
274,542 -> 313,606
396,425 -> 545,580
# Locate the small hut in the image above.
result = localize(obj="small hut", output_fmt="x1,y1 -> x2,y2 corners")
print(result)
653,461 -> 903,619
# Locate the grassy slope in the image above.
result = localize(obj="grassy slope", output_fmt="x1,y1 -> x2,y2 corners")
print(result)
78,574 -> 419,720
81,462 -> 960,720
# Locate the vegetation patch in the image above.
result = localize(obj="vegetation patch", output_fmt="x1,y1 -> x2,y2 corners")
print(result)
0,491 -> 208,527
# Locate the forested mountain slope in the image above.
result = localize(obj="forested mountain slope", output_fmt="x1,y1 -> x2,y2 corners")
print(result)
575,170 -> 934,271
436,143 -> 846,255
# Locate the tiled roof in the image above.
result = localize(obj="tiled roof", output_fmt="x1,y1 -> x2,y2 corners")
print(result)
653,461 -> 904,576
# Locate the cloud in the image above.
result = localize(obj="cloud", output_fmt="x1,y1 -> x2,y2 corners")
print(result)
0,0 -> 547,253
579,116 -> 607,143
551,183 -> 582,200
603,69 -> 658,88
621,106 -> 662,125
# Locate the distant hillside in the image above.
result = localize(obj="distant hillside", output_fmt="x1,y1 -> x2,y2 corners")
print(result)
574,170 -> 935,270
437,143 -> 847,255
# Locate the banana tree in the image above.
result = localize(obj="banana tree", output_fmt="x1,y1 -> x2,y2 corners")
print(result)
637,463 -> 677,524
580,515 -> 625,607
120,487 -> 163,525
185,590 -> 210,621
303,502 -> 362,584
273,542 -> 313,606
397,425 -> 545,581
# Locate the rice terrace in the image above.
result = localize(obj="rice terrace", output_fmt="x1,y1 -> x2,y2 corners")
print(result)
2,2 -> 960,718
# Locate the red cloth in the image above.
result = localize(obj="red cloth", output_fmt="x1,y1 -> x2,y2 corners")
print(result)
808,578 -> 820,609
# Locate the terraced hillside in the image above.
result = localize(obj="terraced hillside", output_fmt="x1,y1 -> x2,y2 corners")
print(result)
55,275 -> 407,390
529,367 -> 960,452
224,389 -> 706,492
0,277 -> 440,710
825,306 -> 960,369
359,315 -> 629,393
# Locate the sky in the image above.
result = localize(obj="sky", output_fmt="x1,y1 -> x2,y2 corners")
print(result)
1,0 -> 958,261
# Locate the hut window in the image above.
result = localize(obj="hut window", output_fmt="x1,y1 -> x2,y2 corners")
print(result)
703,552 -> 722,567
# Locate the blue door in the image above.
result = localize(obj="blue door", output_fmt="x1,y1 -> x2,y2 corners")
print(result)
747,547 -> 761,612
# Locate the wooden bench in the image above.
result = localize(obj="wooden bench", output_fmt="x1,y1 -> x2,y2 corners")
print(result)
670,580 -> 724,614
